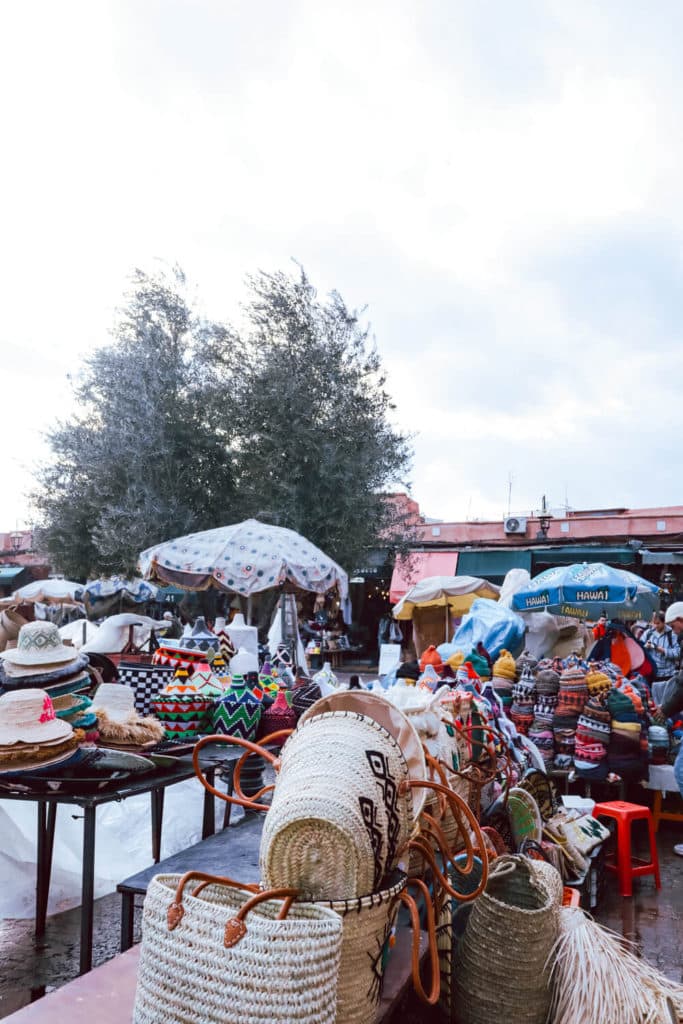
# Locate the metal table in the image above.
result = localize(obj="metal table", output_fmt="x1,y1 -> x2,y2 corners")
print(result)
0,748 -> 239,975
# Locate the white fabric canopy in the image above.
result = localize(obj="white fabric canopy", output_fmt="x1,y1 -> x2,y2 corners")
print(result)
13,579 -> 83,601
139,519 -> 348,600
392,575 -> 500,620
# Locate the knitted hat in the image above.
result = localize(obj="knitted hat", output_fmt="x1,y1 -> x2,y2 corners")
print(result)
535,668 -> 560,696
465,651 -> 490,680
396,660 -> 420,681
446,650 -> 465,671
492,649 -> 516,682
585,665 -> 612,697
559,661 -> 586,687
419,646 -> 444,675
516,651 -> 538,676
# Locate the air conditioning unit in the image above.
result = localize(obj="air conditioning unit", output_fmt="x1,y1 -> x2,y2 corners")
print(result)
504,516 -> 527,535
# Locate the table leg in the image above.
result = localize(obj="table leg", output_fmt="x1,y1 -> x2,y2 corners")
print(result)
79,805 -> 97,975
151,788 -> 165,863
35,803 -> 47,937
202,767 -> 216,839
36,803 -> 59,938
222,766 -> 235,830
120,892 -> 136,952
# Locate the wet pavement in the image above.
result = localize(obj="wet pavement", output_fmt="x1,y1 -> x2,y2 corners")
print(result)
0,821 -> 681,1020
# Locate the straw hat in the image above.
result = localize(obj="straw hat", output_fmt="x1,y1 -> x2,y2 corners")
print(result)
0,622 -> 79,668
0,689 -> 73,745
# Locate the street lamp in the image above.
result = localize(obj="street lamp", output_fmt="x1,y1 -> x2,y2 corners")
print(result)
9,531 -> 23,553
536,496 -> 553,541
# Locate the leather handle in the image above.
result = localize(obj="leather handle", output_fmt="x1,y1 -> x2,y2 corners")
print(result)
192,734 -> 280,812
166,870 -> 299,947
232,729 -> 294,804
401,779 -> 489,900
399,878 -> 440,1006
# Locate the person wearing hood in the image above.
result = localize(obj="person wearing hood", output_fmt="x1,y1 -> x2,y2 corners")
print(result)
654,602 -> 683,856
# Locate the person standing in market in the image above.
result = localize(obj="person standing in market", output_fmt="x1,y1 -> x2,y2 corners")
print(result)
654,602 -> 683,856
641,610 -> 680,680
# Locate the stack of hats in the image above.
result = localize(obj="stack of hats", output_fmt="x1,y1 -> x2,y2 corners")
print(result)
52,693 -> 98,737
516,651 -> 538,677
0,623 -> 91,699
445,650 -> 465,673
491,649 -> 517,708
509,665 -> 536,736
419,645 -> 444,676
574,695 -> 612,778
0,689 -> 79,773
585,664 -> 613,699
465,650 -> 491,681
607,682 -> 648,781
552,658 -> 588,768
528,662 -> 561,768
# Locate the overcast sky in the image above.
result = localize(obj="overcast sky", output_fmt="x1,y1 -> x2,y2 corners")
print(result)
2,0 -> 682,530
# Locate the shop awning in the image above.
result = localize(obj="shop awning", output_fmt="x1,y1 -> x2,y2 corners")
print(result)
456,549 -> 531,583
640,550 -> 683,566
0,567 -> 26,584
389,550 -> 459,603
531,545 -> 637,568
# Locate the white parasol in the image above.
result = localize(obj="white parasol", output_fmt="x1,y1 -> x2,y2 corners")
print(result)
139,519 -> 348,600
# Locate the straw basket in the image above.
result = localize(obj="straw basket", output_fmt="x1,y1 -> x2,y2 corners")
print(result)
453,855 -> 559,1024
436,854 -> 485,1019
261,712 -> 414,900
320,871 -> 407,1024
134,872 -> 342,1024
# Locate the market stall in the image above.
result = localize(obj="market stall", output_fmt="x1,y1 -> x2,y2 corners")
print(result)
1,583 -> 682,1022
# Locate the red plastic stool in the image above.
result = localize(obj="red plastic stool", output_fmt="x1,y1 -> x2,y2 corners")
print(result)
592,800 -> 661,897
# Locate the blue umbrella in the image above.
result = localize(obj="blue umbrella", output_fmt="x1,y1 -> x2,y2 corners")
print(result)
511,562 -> 660,621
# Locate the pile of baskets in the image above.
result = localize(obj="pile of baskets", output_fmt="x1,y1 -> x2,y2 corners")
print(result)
132,687 -> 503,1023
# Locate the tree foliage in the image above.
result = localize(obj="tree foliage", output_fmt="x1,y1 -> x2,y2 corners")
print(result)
34,264 -> 413,579
230,267 -> 413,571
34,267 -> 237,576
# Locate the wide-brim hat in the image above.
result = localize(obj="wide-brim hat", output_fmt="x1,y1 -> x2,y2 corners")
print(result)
0,741 -> 80,775
0,688 -> 73,745
0,622 -> 78,667
1,651 -> 88,682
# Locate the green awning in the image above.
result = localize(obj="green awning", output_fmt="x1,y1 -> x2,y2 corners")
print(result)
531,546 -> 636,568
456,549 -> 532,582
0,567 -> 25,583
456,545 -> 637,583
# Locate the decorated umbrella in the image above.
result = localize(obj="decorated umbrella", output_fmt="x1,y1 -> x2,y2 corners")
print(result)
139,520 -> 348,659
139,519 -> 348,600
83,576 -> 158,604
13,579 -> 83,603
392,575 -> 501,643
510,563 -> 660,622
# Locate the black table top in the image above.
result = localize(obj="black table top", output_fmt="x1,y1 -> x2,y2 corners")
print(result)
0,746 -> 242,807
117,813 -> 264,894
